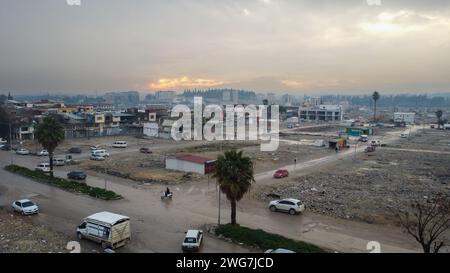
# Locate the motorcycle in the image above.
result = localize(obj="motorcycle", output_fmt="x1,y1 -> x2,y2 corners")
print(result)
161,192 -> 173,200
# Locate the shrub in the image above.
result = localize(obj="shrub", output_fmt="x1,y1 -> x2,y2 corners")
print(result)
5,165 -> 122,201
215,224 -> 325,253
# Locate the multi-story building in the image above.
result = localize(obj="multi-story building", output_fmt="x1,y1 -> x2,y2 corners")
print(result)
299,105 -> 343,121
394,112 -> 416,124
104,91 -> 140,106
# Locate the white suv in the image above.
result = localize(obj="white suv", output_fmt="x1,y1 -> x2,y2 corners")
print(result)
269,198 -> 305,215
182,230 -> 203,252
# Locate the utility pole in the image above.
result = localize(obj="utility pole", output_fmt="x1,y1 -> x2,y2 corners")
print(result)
217,180 -> 221,226
104,159 -> 108,190
9,122 -> 13,165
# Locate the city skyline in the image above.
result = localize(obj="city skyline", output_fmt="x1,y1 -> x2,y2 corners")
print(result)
1,0 -> 450,95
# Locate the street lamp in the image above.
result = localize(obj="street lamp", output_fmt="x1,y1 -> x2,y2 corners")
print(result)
216,179 -> 221,226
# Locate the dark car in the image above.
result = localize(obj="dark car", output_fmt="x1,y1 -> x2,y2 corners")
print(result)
67,171 -> 87,180
68,147 -> 82,154
140,147 -> 153,154
0,144 -> 11,151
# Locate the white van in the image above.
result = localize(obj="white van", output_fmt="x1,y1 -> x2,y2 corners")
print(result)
91,149 -> 110,157
112,141 -> 127,148
35,163 -> 51,173
76,212 -> 131,249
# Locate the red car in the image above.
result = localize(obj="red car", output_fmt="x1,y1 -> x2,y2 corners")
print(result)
273,169 -> 289,179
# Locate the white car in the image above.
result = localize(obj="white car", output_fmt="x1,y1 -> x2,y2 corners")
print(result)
90,145 -> 102,151
112,141 -> 128,148
182,230 -> 203,252
35,163 -> 51,173
269,198 -> 305,215
91,149 -> 110,157
12,199 -> 39,215
90,154 -> 106,161
38,150 -> 49,156
265,248 -> 295,253
16,148 -> 30,155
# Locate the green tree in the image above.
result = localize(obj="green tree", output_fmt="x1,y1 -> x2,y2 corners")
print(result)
213,150 -> 255,225
372,91 -> 380,122
34,116 -> 65,176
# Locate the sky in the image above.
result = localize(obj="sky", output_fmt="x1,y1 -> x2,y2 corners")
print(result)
1,0 -> 450,95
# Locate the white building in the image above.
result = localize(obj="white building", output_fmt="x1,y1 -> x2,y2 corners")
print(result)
299,105 -> 343,121
165,155 -> 216,175
143,122 -> 159,137
394,112 -> 416,124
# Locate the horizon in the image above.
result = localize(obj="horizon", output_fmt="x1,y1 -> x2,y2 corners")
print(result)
1,0 -> 450,95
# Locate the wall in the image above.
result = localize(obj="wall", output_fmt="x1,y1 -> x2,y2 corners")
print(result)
165,159 -> 205,175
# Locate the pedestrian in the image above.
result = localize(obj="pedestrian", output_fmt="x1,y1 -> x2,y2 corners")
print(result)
335,146 -> 339,153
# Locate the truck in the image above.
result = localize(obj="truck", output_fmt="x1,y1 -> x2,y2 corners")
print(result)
76,212 -> 131,249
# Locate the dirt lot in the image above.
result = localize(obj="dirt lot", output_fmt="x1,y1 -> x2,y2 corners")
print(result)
0,208 -> 70,253
389,129 -> 450,152
78,139 -> 335,184
255,128 -> 450,225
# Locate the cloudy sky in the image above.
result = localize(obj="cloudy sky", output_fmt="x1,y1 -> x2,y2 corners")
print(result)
1,0 -> 450,95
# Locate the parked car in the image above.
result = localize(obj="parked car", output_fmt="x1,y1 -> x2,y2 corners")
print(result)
0,144 -> 11,151
91,149 -> 110,157
16,148 -> 30,155
35,163 -> 51,173
76,212 -> 131,249
90,145 -> 102,151
112,141 -> 128,148
12,199 -> 39,215
37,149 -> 49,156
182,230 -> 203,252
264,248 -> 295,253
67,171 -> 87,180
139,147 -> 152,154
359,135 -> 369,142
52,158 -> 66,166
90,154 -> 105,161
69,147 -> 82,154
269,199 -> 305,215
273,169 -> 289,179
0,138 -> 7,144
370,140 -> 381,147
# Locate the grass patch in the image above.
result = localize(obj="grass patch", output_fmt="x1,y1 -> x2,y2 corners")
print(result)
215,224 -> 325,253
5,165 -> 123,201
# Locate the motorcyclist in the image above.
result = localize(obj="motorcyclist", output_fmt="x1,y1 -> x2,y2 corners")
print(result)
165,187 -> 171,197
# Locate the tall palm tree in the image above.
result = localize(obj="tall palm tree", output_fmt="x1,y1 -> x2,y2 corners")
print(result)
436,110 -> 443,129
34,116 -> 65,176
372,91 -> 380,122
213,150 -> 255,225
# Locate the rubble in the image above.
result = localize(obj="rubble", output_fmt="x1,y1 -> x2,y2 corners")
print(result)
0,209 -> 71,253
256,131 -> 450,225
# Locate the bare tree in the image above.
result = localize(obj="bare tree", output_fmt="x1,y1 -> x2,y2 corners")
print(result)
397,194 -> 450,253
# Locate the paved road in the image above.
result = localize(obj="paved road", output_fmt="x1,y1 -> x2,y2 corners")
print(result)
0,127 -> 421,253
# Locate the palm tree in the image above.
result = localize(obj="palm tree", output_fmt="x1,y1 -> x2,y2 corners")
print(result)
213,150 -> 255,225
372,91 -> 380,122
34,116 -> 65,176
436,110 -> 443,129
